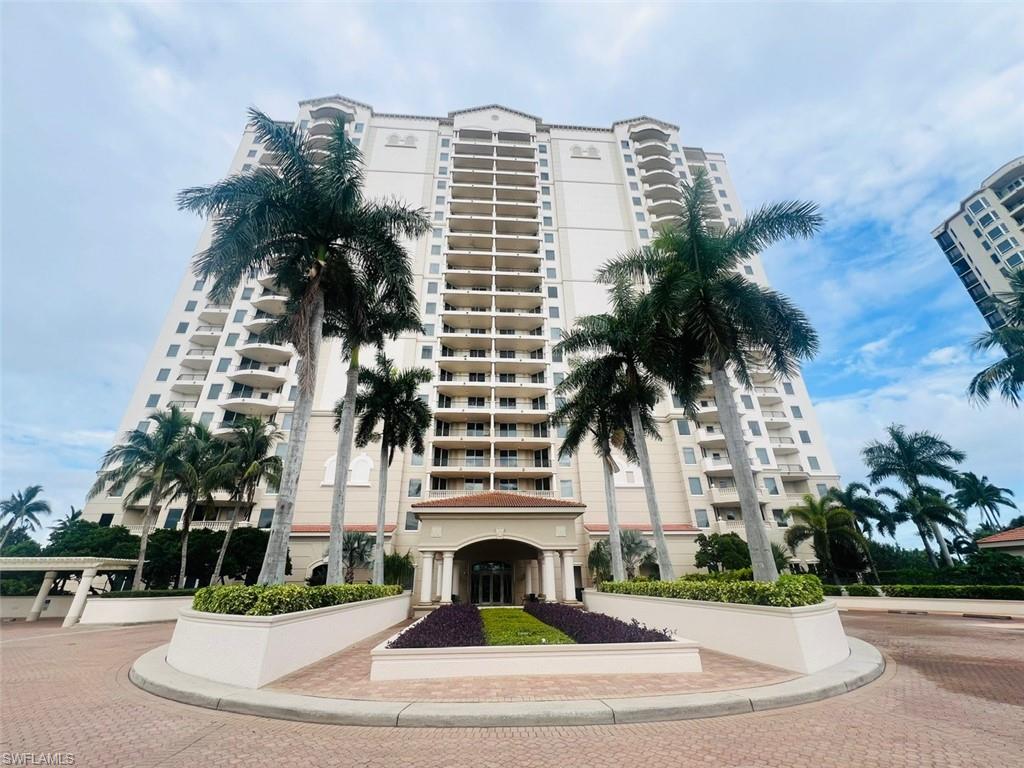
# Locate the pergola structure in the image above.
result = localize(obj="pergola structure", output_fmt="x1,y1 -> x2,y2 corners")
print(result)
0,557 -> 138,628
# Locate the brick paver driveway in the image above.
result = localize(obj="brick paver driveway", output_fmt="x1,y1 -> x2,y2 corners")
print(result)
1,612 -> 1021,767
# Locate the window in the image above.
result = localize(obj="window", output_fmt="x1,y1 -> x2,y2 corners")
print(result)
542,201 -> 552,211
408,479 -> 422,498
748,421 -> 762,436
156,368 -> 170,382
438,168 -> 447,177
551,347 -> 562,362
723,204 -> 732,212
422,324 -> 434,336
199,412 -> 213,427
682,447 -> 696,464
176,322 -> 188,334
709,163 -> 718,171
425,302 -> 436,315
744,265 -> 754,275
688,477 -> 704,495
968,199 -> 985,214
440,152 -> 449,161
242,164 -> 252,172
216,357 -> 231,373
241,287 -> 253,300
233,310 -> 246,323
289,386 -> 298,402
136,420 -> 150,434
404,510 -> 419,531
410,451 -> 424,467
166,344 -> 180,357
631,196 -> 642,206
539,159 -> 549,168
545,249 -> 555,260
628,182 -> 638,191
542,185 -> 550,195
421,346 -> 433,359
543,216 -> 553,226
427,282 -> 437,294
98,513 -> 114,527
816,483 -> 829,497
740,394 -> 753,410
799,430 -> 811,444
247,149 -> 257,158
756,447 -> 770,465
538,144 -> 547,153
718,190 -> 727,198
620,140 -> 629,148
772,509 -> 787,527
257,508 -> 274,528
163,509 -> 183,530
540,172 -> 549,181
783,382 -> 795,395
626,168 -> 636,177
560,479 -> 574,498
429,255 -> 440,266
764,477 -> 780,495
676,420 -> 690,435
440,137 -> 449,147
145,394 -> 160,408
193,279 -> 205,291
544,233 -> 554,243
808,456 -> 820,471
281,412 -> 293,431
207,384 -> 222,400
546,268 -> 556,278
547,286 -> 558,298
635,212 -> 646,222
550,327 -> 561,340
185,300 -> 197,312
791,406 -> 803,419
695,509 -> 710,528
226,333 -> 238,346
639,229 -> 649,239
558,452 -> 572,467
436,180 -> 446,190
548,306 -> 560,318
353,122 -> 364,133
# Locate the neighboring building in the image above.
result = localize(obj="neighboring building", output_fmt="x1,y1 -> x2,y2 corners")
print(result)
932,157 -> 1024,328
977,526 -> 1024,558
83,95 -> 841,601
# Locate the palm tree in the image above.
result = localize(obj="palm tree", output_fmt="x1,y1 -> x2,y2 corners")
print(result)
342,531 -> 374,584
325,298 -> 422,586
340,352 -> 431,584
953,472 -> 1017,529
553,363 -> 659,583
875,485 -> 967,568
556,280 -> 704,580
827,482 -> 889,583
587,530 -> 658,581
164,423 -> 227,588
89,406 -> 191,590
862,424 -> 966,567
0,485 -> 51,548
178,108 -> 429,585
599,169 -> 823,582
49,505 -> 82,535
968,269 -> 1024,407
783,494 -> 864,585
211,418 -> 283,584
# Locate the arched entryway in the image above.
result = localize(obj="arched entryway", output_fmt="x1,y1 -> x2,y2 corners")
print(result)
455,538 -> 540,605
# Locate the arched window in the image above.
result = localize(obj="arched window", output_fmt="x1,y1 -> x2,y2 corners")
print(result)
322,452 -> 375,486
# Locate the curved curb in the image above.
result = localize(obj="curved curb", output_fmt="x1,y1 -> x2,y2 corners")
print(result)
129,637 -> 884,728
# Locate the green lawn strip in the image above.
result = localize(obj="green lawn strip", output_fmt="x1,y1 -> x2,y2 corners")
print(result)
479,607 -> 575,646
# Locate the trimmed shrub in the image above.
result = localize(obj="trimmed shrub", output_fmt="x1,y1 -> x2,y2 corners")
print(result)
99,589 -> 197,599
192,583 -> 402,616
387,603 -> 485,648
600,573 -> 825,607
845,584 -> 880,597
880,584 -> 1024,601
680,568 -> 753,582
821,583 -> 842,596
480,607 -> 574,645
525,601 -> 673,643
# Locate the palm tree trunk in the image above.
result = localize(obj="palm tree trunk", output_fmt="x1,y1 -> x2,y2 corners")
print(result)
327,349 -> 360,585
628,404 -> 675,580
915,520 -> 938,568
821,535 -> 841,587
711,366 -> 779,583
133,479 -> 162,591
855,522 -> 881,584
373,441 -> 389,585
931,520 -> 955,568
258,291 -> 324,585
600,450 -> 626,582
212,499 -> 244,584
177,500 -> 195,589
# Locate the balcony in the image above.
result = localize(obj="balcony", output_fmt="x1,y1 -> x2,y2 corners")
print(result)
639,167 -> 678,187
198,302 -> 231,324
707,486 -> 772,507
189,324 -> 223,346
166,399 -> 198,411
252,290 -> 288,315
220,390 -> 282,416
762,410 -> 788,425
754,386 -> 783,405
696,427 -> 751,448
630,126 -> 672,143
770,436 -> 800,455
227,363 -> 290,389
171,373 -> 207,395
648,198 -> 684,219
777,463 -> 808,478
633,139 -> 672,158
244,311 -> 277,334
236,336 -> 293,364
181,348 -> 214,369
637,154 -> 675,173
425,487 -> 554,500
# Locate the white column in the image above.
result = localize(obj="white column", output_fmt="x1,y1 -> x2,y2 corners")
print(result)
434,554 -> 443,599
27,571 -> 57,622
561,550 -> 577,603
541,551 -> 557,602
418,551 -> 434,604
440,552 -> 455,604
62,568 -> 97,628
524,560 -> 533,595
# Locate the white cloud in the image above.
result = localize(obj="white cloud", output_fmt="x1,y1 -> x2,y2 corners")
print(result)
921,346 -> 969,367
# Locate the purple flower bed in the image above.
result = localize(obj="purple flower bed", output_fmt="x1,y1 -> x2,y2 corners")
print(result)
386,604 -> 486,649
524,602 -> 673,644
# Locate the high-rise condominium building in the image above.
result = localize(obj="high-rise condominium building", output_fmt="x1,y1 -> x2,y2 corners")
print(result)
932,156 -> 1024,328
83,95 -> 840,603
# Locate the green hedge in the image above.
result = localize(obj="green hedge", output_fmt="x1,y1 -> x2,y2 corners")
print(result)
600,573 -> 824,607
880,584 -> 1024,601
192,583 -> 403,616
844,584 -> 880,597
99,589 -> 197,599
821,583 -> 842,596
680,568 -> 753,582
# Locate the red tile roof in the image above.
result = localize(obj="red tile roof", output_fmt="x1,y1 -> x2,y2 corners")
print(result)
584,523 -> 699,533
291,524 -> 396,534
411,491 -> 585,508
977,526 -> 1024,544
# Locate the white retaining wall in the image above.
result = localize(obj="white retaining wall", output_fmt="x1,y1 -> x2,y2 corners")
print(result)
833,595 -> 1024,618
79,596 -> 194,625
0,595 -> 74,621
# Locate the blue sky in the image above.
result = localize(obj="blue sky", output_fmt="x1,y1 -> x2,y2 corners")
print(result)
2,2 -> 1022,546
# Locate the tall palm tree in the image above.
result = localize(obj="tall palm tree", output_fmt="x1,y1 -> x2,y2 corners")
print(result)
783,494 -> 864,585
586,530 -> 657,581
827,482 -> 889,583
89,406 -> 191,590
862,424 -> 965,567
49,505 -> 82,535
179,108 -> 429,585
968,269 -> 1024,407
875,485 -> 967,568
953,472 -> 1017,529
339,352 -> 432,584
555,281 -> 703,580
553,363 -> 659,583
342,531 -> 374,584
0,485 -> 51,548
325,298 -> 422,586
211,418 -> 283,584
164,423 -> 227,588
599,169 -> 823,582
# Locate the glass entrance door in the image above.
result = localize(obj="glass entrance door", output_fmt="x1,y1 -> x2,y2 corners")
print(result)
470,561 -> 513,604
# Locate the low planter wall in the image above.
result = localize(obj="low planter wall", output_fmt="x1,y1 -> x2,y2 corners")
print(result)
166,591 -> 411,688
584,590 -> 848,674
370,627 -> 701,681
833,595 -> 1024,618
79,596 -> 194,625
0,595 -> 74,621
